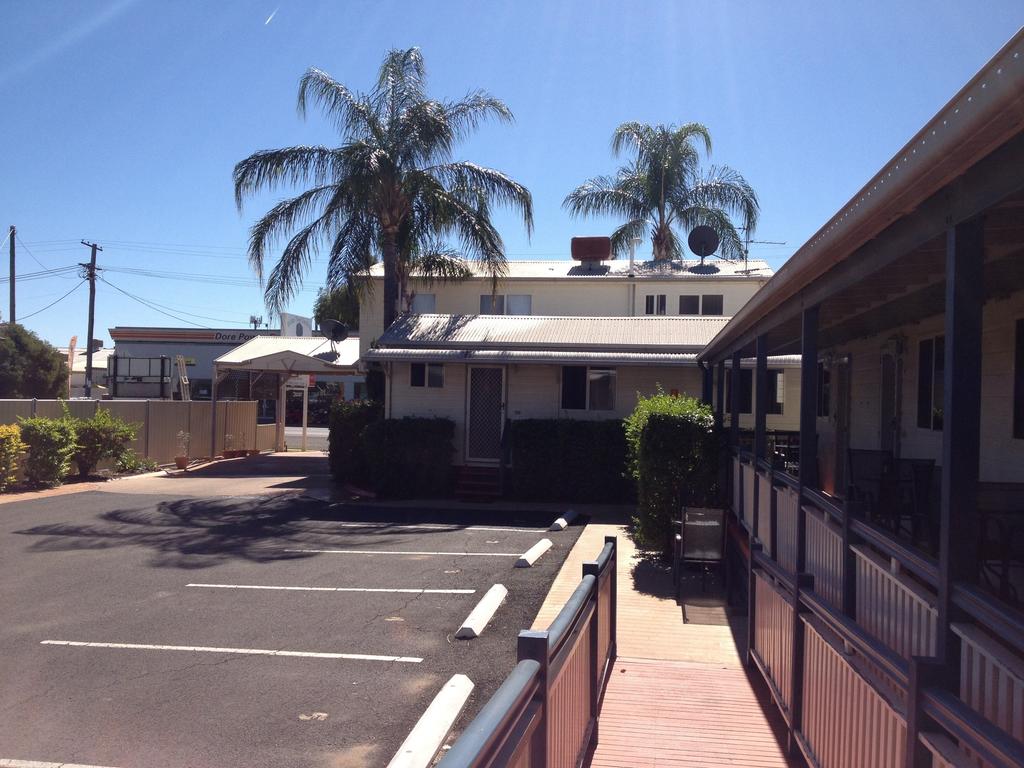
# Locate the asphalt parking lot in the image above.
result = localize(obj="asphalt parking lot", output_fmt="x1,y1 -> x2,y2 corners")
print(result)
0,479 -> 583,768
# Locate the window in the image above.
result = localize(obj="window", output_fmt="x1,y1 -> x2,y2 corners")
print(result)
411,293 -> 436,313
917,336 -> 944,430
588,368 -> 616,410
506,294 -> 532,315
767,369 -> 784,415
561,366 -> 616,411
1015,320 -> 1024,439
725,368 -> 753,414
679,295 -> 699,315
645,295 -> 666,315
480,294 -> 505,314
702,295 -> 724,316
410,362 -> 443,388
817,363 -> 831,417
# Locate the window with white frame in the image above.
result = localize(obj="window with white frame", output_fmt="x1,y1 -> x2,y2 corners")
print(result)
480,294 -> 505,314
917,336 -> 944,430
410,293 -> 436,313
645,295 -> 667,315
767,369 -> 784,415
702,294 -> 724,316
679,295 -> 699,315
506,294 -> 532,315
561,366 -> 616,411
410,362 -> 444,388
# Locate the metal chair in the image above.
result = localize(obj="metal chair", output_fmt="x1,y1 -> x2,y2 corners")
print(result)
673,507 -> 726,593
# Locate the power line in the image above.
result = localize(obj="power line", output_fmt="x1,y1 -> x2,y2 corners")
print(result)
18,280 -> 87,320
99,276 -> 251,328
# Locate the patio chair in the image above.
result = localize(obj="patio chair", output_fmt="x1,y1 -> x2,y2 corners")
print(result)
892,458 -> 935,545
847,448 -> 894,524
673,506 -> 726,593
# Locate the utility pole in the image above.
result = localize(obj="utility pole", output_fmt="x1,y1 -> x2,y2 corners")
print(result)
8,225 -> 14,324
80,240 -> 103,398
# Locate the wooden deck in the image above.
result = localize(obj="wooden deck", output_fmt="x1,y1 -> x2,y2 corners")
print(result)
533,516 -> 796,767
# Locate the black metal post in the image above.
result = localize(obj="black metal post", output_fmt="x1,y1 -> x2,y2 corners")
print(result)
730,351 -> 742,450
715,360 -> 725,428
936,217 -> 984,663
905,657 -> 957,767
700,362 -> 713,406
754,335 -> 768,461
797,305 -> 820,574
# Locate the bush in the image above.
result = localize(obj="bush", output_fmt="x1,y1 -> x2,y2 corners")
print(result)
73,409 -> 138,478
115,450 -> 158,474
361,418 -> 455,497
625,392 -> 722,554
0,424 -> 24,491
328,400 -> 383,485
508,419 -> 632,503
18,415 -> 77,487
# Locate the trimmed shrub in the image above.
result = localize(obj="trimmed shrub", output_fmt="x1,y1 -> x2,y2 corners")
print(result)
328,400 -> 383,485
115,450 -> 158,475
508,419 -> 632,503
73,409 -> 139,478
625,392 -> 722,554
18,415 -> 77,488
0,424 -> 24,491
361,418 -> 455,498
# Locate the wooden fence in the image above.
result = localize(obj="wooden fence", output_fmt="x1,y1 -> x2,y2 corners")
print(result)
438,537 -> 617,768
0,399 -> 262,466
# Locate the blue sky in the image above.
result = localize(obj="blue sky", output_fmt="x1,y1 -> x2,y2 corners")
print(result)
1,1 -> 1021,347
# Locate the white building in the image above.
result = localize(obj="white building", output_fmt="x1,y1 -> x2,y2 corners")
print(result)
358,254 -> 773,358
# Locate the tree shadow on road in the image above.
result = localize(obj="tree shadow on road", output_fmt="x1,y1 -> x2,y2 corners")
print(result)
11,495 -> 455,570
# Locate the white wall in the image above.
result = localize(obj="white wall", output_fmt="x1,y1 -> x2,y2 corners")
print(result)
359,275 -> 768,357
716,366 -> 803,433
824,289 -> 1024,483
386,361 -> 710,464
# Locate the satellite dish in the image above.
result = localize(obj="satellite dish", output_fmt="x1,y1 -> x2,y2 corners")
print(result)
320,319 -> 349,343
687,225 -> 720,265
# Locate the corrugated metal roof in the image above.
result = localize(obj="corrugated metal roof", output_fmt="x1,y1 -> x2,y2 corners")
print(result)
214,336 -> 361,372
377,314 -> 731,352
364,348 -> 701,367
367,258 -> 772,280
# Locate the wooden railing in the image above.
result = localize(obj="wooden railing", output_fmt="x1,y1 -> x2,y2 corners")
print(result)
731,449 -> 1024,768
439,537 -> 617,768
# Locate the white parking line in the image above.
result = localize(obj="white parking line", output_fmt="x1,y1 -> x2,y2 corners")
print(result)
283,548 -> 521,557
41,640 -> 422,663
315,521 -> 548,534
0,761 -> 121,768
187,583 -> 475,595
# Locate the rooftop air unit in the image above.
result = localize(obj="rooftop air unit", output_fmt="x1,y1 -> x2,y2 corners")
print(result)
570,236 -> 613,272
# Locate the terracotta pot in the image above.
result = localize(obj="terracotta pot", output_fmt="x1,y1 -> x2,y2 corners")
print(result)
174,456 -> 189,470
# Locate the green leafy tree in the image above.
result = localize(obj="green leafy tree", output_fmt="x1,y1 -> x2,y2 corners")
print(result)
234,47 -> 533,329
0,323 -> 68,398
73,408 -> 138,478
312,285 -> 360,331
564,122 -> 759,262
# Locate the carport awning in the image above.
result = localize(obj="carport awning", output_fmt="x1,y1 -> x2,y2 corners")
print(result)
215,335 -> 361,375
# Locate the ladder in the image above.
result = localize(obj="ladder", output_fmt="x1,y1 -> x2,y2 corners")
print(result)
176,355 -> 191,401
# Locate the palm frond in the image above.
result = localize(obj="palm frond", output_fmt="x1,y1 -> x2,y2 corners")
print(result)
262,214 -> 333,313
297,68 -> 381,141
428,162 -> 533,235
609,218 -> 649,259
233,146 -> 341,210
563,175 -> 644,220
245,185 -> 340,281
412,245 -> 473,285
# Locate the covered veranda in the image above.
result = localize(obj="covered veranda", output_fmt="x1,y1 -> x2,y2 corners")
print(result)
699,31 -> 1023,768
212,335 -> 361,453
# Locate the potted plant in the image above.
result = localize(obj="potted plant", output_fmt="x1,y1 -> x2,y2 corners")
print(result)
223,433 -> 242,458
175,430 -> 191,469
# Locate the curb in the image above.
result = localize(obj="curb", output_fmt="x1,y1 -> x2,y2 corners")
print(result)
516,538 -> 553,568
455,584 -> 508,639
549,509 -> 579,531
386,674 -> 474,768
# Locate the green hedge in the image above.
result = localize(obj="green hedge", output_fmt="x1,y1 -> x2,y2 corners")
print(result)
508,419 -> 632,503
361,418 -> 455,498
73,409 -> 138,478
18,415 -> 77,488
0,424 -> 24,492
625,392 -> 722,554
328,400 -> 383,485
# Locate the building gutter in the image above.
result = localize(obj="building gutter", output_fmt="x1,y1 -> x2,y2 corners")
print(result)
699,29 -> 1024,363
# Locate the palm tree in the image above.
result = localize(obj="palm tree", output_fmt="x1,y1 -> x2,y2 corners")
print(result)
234,47 -> 533,328
564,122 -> 758,264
